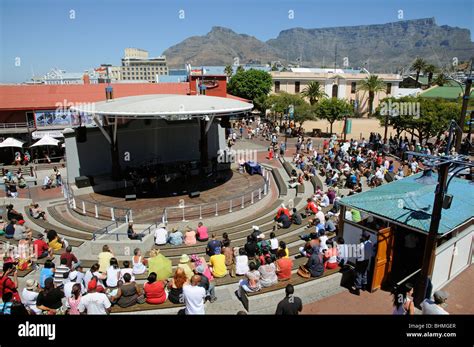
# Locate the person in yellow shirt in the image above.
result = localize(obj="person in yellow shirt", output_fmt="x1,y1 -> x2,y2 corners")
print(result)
209,248 -> 228,278
46,230 -> 65,251
98,245 -> 114,273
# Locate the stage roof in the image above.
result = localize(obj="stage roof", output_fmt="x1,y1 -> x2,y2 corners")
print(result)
339,174 -> 474,235
70,94 -> 253,118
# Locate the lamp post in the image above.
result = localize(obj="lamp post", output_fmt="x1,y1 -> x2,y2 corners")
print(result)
408,150 -> 474,308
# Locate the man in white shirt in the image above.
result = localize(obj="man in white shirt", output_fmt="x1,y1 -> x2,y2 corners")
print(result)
183,275 -> 207,315
78,279 -> 111,315
421,291 -> 449,315
154,224 -> 168,245
375,167 -> 385,180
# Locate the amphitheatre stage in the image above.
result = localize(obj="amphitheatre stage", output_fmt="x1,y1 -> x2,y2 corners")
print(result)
70,168 -> 269,223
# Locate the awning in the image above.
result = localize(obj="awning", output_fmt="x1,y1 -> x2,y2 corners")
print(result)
31,135 -> 60,147
32,130 -> 65,139
0,137 -> 24,148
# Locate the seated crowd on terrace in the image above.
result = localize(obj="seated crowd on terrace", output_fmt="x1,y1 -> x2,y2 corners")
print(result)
2,119 -> 449,316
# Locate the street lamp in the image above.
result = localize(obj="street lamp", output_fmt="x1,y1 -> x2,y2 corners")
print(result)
408,146 -> 474,308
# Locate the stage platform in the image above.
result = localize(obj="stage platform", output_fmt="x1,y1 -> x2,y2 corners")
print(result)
72,169 -> 267,223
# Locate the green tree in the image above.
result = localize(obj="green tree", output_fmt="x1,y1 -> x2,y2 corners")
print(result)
227,69 -> 273,102
358,75 -> 386,117
433,73 -> 450,86
268,92 -> 305,125
423,64 -> 437,86
375,96 -> 461,144
301,81 -> 327,105
411,58 -> 427,84
253,94 -> 271,115
236,65 -> 245,74
294,102 -> 317,130
224,64 -> 233,77
316,98 -> 353,134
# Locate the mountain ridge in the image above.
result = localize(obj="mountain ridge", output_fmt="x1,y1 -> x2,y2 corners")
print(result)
162,18 -> 474,72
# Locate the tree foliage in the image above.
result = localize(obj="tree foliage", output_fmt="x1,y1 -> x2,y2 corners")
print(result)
315,98 -> 353,133
227,69 -> 272,102
375,96 -> 461,143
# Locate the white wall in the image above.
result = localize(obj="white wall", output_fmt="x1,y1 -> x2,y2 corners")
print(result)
431,226 -> 473,291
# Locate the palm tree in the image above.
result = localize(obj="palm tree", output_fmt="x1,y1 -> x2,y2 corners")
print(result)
301,81 -> 327,105
358,75 -> 385,117
433,73 -> 450,86
423,64 -> 437,86
224,64 -> 233,78
411,58 -> 427,84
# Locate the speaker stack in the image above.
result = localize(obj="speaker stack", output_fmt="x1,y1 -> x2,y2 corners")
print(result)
76,126 -> 87,143
189,191 -> 200,198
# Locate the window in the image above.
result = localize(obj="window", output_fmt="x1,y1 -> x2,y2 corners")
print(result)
351,82 -> 356,94
275,81 -> 280,93
295,81 -> 300,93
332,84 -> 338,98
386,83 -> 392,94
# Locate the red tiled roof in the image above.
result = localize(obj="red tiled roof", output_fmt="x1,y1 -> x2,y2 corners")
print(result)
0,83 -> 190,110
226,93 -> 251,103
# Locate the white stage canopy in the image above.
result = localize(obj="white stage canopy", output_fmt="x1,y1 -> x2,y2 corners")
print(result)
70,94 -> 253,119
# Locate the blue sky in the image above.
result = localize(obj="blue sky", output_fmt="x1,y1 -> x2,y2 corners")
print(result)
1,0 -> 473,83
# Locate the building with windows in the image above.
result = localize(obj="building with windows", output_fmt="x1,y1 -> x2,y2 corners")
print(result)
120,48 -> 168,83
28,68 -> 101,85
270,68 -> 402,115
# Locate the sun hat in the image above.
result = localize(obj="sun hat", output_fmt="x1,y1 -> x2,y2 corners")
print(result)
68,270 -> 78,281
26,279 -> 38,290
179,254 -> 190,263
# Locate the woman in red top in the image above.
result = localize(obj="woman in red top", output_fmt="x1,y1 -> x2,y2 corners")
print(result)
306,198 -> 318,214
275,204 -> 290,220
275,250 -> 293,281
143,272 -> 167,305
0,262 -> 20,302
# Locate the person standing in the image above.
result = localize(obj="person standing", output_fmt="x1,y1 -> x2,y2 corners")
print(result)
275,284 -> 303,315
53,167 -> 62,187
352,232 -> 374,295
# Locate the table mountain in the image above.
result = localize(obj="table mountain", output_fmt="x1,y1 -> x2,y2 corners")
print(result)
163,18 -> 474,72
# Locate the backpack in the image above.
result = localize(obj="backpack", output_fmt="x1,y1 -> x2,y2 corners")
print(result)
258,240 -> 270,254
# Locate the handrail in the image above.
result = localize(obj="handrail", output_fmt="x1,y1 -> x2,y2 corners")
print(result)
63,167 -> 270,224
92,221 -> 119,241
0,121 -> 35,129
162,167 -> 271,223
94,220 -> 157,242
62,179 -> 132,223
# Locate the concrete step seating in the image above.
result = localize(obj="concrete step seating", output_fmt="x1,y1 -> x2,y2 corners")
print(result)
23,207 -> 92,243
47,204 -> 99,233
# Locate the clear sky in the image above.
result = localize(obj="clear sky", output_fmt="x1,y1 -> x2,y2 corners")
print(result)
1,0 -> 473,83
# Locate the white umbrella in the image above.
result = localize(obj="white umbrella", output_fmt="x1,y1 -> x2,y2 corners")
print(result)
30,135 -> 60,147
0,137 -> 24,148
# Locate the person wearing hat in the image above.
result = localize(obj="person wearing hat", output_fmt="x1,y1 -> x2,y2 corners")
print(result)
154,223 -> 168,246
78,278 -> 111,315
21,279 -> 42,314
194,264 -> 217,303
63,270 -> 85,299
178,254 -> 194,281
421,291 -> 449,315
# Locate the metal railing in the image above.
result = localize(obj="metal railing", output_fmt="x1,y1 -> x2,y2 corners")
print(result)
93,220 -> 158,242
0,121 -> 35,129
62,180 -> 132,223
162,168 -> 271,223
92,221 -> 119,241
